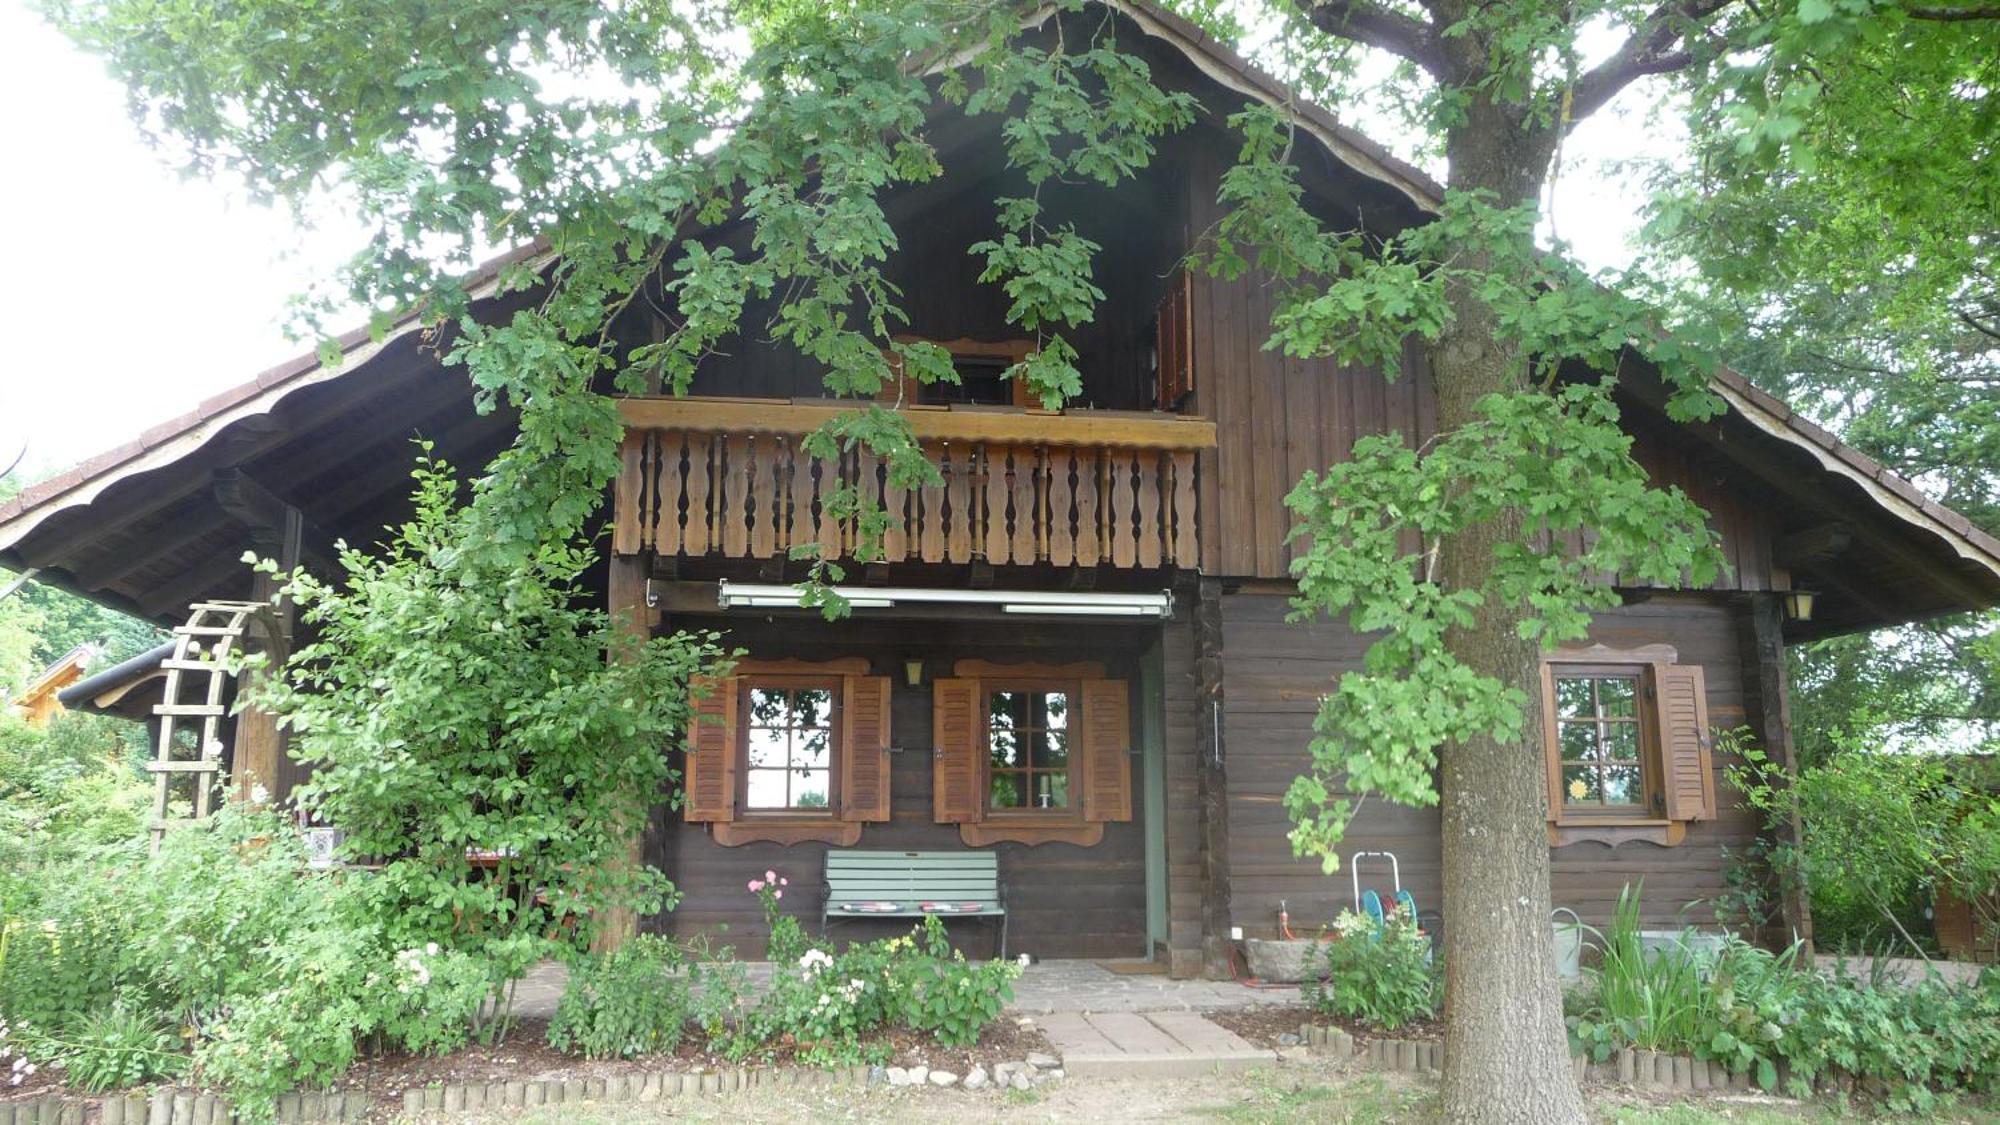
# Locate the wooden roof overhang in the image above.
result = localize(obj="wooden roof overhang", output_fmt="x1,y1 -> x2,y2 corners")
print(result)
1,0 -> 1995,640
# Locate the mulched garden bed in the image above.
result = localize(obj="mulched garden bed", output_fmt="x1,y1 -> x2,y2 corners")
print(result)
0,1016 -> 1053,1117
1208,1005 -> 1442,1049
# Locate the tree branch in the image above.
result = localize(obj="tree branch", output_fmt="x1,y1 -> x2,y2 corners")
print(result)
1297,0 -> 1448,79
1906,4 -> 2000,19
1569,0 -> 1738,122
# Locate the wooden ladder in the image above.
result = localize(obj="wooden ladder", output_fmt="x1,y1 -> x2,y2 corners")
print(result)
149,600 -> 279,850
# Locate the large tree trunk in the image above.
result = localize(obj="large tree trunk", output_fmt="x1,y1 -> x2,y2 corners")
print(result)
1431,116 -> 1589,1125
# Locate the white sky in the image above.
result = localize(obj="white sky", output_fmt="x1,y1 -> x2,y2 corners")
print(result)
0,1 -> 1669,480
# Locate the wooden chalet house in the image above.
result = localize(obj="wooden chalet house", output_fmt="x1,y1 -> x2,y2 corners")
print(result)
6,0 -> 2000,976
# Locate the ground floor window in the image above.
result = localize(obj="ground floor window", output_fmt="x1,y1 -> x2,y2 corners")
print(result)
986,682 -> 1073,813
742,679 -> 838,812
1540,651 -> 1717,847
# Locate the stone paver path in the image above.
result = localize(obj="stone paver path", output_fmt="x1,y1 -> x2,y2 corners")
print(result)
512,958 -> 1298,1019
1038,1009 -> 1277,1077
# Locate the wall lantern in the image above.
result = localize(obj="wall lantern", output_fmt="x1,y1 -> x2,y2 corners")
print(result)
903,658 -> 925,687
1782,589 -> 1818,622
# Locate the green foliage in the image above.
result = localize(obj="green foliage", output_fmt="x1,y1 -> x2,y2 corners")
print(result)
720,872 -> 1022,1063
0,808 -> 493,1117
1727,735 -> 2000,956
1302,909 -> 1440,1031
1281,379 -> 1725,863
260,452 -> 727,976
0,712 -> 149,883
1569,884 -> 2000,1110
546,935 -> 693,1060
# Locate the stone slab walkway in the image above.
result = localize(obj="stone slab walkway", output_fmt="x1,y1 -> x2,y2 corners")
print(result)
512,959 -> 1299,1019
1037,1010 -> 1277,1078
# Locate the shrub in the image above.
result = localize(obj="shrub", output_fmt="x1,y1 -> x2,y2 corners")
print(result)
547,936 -> 693,1059
1302,907 -> 1439,1030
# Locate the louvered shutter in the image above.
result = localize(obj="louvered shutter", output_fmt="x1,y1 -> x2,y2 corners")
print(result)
1656,663 -> 1716,822
1081,678 -> 1133,822
683,675 -> 737,822
932,678 -> 982,824
1540,663 -> 1563,823
841,675 -> 893,822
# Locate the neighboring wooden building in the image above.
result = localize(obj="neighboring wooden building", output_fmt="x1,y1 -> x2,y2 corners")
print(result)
8,644 -> 94,727
4,1 -> 1999,975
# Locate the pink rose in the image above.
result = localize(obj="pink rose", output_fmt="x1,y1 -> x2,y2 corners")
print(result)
748,879 -> 765,892
774,889 -> 784,899
765,869 -> 777,883
779,877 -> 789,886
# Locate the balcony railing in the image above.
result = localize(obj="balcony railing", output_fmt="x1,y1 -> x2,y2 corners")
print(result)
612,397 -> 1215,569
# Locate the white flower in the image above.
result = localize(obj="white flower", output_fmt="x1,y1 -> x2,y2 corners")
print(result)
798,949 -> 834,976
425,942 -> 440,956
1017,953 -> 1032,968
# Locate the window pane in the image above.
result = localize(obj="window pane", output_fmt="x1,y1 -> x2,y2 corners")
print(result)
1605,722 -> 1640,762
747,688 -> 788,725
747,727 -> 789,769
1562,765 -> 1600,805
746,769 -> 790,810
990,727 -> 1020,768
1598,677 -> 1637,718
990,773 -> 1026,808
796,728 -> 830,770
792,688 -> 833,727
1036,729 -> 1069,769
990,691 -> 1025,731
1555,677 -> 1593,719
1042,772 -> 1070,809
1042,692 -> 1069,730
795,771 -> 831,810
1559,721 -> 1597,764
1601,766 -> 1642,806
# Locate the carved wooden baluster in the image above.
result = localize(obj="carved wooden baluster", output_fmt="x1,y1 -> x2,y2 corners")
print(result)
882,457 -> 909,563
945,444 -> 975,564
1111,449 -> 1137,569
613,434 -> 643,555
1137,450 -> 1163,568
920,441 -> 947,563
683,432 -> 713,555
722,435 -> 751,557
816,449 -> 844,561
655,431 -> 686,556
786,435 -> 814,552
978,444 -> 1008,564
1074,447 -> 1101,567
1011,445 -> 1039,563
1170,450 -> 1197,566
1047,445 -> 1075,568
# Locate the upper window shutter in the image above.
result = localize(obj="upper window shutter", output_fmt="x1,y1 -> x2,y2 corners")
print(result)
1081,678 -> 1133,823
684,675 -> 737,823
932,678 -> 982,824
841,675 -> 893,823
1155,270 -> 1194,410
1656,663 -> 1716,821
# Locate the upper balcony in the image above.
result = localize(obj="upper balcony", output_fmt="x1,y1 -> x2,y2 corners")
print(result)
611,397 -> 1215,571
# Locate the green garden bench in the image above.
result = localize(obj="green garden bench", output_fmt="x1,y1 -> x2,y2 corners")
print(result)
820,849 -> 1007,959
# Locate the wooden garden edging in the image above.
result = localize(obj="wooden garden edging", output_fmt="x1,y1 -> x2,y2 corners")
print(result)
1300,1022 -> 1769,1092
0,1064 -> 874,1125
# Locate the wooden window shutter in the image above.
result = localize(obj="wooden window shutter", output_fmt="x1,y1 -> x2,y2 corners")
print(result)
1155,270 -> 1194,410
841,675 -> 893,822
1656,663 -> 1716,821
1539,663 -> 1563,824
1081,678 -> 1134,822
684,675 -> 737,823
932,678 -> 982,824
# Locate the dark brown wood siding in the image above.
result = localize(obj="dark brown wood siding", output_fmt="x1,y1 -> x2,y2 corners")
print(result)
643,614 -> 1160,959
1217,591 -> 1763,937
1177,135 -> 1776,591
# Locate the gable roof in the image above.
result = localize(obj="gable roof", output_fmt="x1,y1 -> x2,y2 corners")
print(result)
1,0 -> 1995,638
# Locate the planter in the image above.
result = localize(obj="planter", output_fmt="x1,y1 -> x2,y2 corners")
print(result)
1244,938 -> 1323,983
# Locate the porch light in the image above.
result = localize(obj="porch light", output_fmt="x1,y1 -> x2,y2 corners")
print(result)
904,658 -> 925,687
1781,589 -> 1817,622
716,580 -> 1172,619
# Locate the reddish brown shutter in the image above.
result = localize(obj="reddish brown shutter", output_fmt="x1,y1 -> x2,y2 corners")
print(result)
933,678 -> 982,824
1081,678 -> 1133,823
684,675 -> 737,823
1657,663 -> 1716,822
1155,270 -> 1194,410
1540,664 -> 1563,824
842,675 -> 893,823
